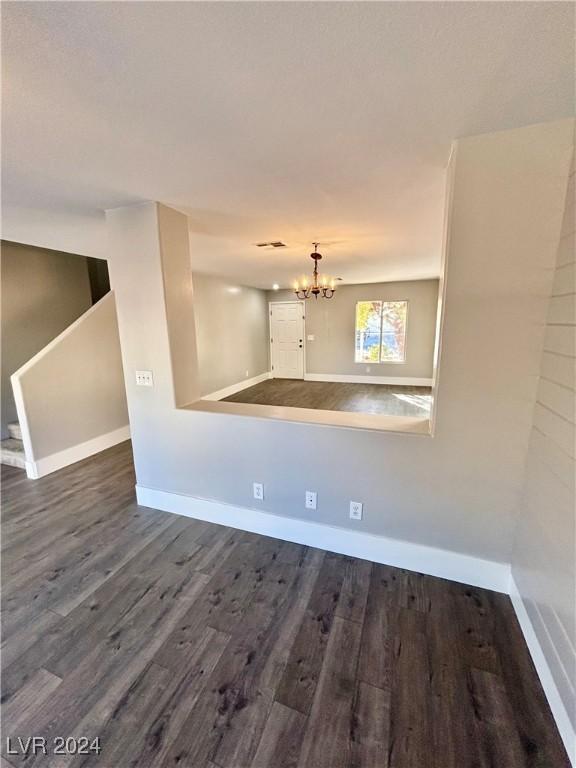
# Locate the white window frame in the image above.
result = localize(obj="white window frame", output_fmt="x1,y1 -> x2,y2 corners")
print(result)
354,300 -> 409,364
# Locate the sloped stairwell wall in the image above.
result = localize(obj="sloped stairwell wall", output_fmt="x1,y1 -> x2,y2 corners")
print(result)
11,291 -> 130,478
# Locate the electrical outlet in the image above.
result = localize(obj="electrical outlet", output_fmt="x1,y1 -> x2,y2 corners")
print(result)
305,491 -> 317,510
135,370 -> 154,387
349,501 -> 363,520
253,482 -> 264,501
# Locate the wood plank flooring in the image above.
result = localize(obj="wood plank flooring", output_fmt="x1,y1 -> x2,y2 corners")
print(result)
1,442 -> 569,767
223,379 -> 432,417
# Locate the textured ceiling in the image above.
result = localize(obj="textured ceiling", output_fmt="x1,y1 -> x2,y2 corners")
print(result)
3,2 -> 574,287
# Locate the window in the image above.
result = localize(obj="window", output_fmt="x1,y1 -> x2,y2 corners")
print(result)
355,300 -> 408,363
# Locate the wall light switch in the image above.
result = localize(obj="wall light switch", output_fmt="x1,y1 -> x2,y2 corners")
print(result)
350,501 -> 363,520
307,334 -> 315,341
135,370 -> 154,387
253,482 -> 264,501
305,491 -> 317,510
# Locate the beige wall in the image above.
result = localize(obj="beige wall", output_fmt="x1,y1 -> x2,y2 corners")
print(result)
13,291 -> 129,461
1,240 -> 92,438
193,272 -> 269,397
106,120 -> 573,566
268,279 -> 438,379
511,153 -> 575,733
159,204 -> 201,406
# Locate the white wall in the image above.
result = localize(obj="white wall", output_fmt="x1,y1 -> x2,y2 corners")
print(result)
106,120 -> 573,566
194,272 -> 269,397
268,279 -> 438,380
1,204 -> 107,261
12,291 -> 129,475
511,152 -> 575,739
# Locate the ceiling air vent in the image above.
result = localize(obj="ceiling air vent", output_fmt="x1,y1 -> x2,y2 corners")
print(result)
256,241 -> 287,248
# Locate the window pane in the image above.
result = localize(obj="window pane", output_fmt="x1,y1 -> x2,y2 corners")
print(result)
355,301 -> 382,362
381,301 -> 407,362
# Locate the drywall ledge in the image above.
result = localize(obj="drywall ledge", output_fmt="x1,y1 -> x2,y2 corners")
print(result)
182,399 -> 431,435
136,485 -> 510,593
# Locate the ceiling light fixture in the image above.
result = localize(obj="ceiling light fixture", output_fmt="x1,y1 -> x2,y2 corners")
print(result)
293,243 -> 336,300
272,283 -> 280,291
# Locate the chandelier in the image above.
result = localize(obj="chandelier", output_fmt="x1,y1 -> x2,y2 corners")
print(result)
293,243 -> 336,300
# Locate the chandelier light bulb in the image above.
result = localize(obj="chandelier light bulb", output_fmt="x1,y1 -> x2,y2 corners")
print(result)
293,243 -> 337,300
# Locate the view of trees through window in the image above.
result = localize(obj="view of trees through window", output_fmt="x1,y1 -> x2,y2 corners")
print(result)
355,300 -> 408,363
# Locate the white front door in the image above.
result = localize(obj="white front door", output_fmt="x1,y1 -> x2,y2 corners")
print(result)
270,302 -> 304,379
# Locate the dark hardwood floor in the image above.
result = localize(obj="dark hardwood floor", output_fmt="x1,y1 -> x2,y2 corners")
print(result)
1,442 -> 569,767
222,379 -> 432,417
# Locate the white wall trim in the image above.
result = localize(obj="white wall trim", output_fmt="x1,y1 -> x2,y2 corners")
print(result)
304,373 -> 433,386
509,575 -> 576,766
201,371 -> 271,401
135,485 -> 510,593
26,425 -> 131,480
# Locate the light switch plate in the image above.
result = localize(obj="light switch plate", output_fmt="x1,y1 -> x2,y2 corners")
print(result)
350,501 -> 363,520
135,370 -> 154,387
307,334 -> 315,341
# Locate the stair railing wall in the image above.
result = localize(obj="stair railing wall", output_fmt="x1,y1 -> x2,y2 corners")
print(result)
11,291 -> 130,479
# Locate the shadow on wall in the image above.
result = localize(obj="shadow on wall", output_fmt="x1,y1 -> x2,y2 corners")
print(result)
1,240 -> 110,438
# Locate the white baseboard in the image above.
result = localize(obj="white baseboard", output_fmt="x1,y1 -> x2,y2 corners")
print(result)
26,425 -> 131,479
202,372 -> 432,396
135,484 -> 510,593
304,373 -> 434,386
202,372 -> 271,401
509,576 -> 575,766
